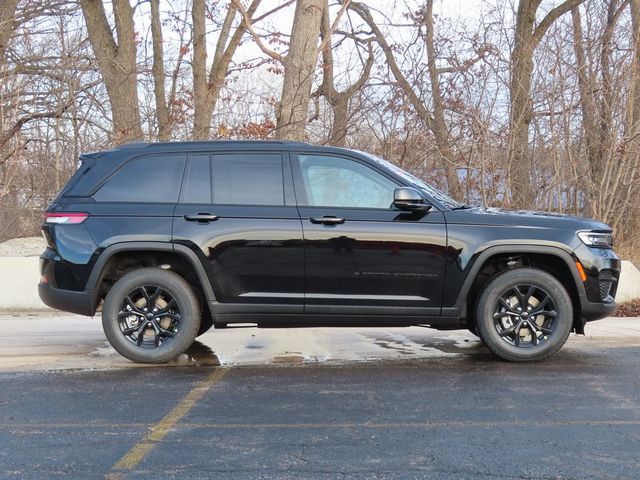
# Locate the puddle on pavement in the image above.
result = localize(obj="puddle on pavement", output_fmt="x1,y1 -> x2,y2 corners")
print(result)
170,341 -> 221,366
90,340 -> 221,367
373,341 -> 415,355
424,338 -> 486,354
367,332 -> 487,356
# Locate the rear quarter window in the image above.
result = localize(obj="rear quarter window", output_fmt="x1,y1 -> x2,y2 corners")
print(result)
93,155 -> 186,203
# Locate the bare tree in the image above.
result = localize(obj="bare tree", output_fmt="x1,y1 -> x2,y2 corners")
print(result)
80,0 -> 142,142
150,0 -> 170,141
347,0 -> 481,200
571,1 -> 627,219
275,0 -> 324,140
191,0 -> 264,140
507,0 -> 583,207
313,0 -> 373,146
239,0 -> 331,140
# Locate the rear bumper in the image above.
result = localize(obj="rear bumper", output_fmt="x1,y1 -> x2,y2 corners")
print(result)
38,283 -> 95,316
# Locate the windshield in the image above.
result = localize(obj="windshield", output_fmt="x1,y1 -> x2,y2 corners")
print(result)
357,151 -> 463,209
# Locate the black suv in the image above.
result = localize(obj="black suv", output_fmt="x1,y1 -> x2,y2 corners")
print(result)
39,141 -> 620,363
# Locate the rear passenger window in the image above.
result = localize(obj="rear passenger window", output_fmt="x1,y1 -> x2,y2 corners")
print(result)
94,155 -> 186,203
181,155 -> 211,203
211,153 -> 284,206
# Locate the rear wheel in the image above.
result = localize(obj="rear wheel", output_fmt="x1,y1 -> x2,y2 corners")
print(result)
102,268 -> 200,363
475,268 -> 573,362
467,323 -> 478,337
198,314 -> 214,336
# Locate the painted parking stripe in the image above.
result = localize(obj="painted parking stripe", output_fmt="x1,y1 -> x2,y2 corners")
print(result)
107,367 -> 228,476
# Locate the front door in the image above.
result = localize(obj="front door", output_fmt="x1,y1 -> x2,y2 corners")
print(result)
291,153 -> 447,316
172,151 -> 304,314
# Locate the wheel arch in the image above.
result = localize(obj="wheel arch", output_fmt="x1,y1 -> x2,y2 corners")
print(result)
444,245 -> 586,333
87,242 -> 216,315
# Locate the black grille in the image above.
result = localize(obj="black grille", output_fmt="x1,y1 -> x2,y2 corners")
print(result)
599,280 -> 613,300
598,270 -> 616,300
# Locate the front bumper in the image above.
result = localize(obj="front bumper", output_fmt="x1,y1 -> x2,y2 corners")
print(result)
573,243 -> 621,322
38,283 -> 95,316
580,293 -> 617,322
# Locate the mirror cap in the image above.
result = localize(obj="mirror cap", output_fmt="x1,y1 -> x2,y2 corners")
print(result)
394,187 -> 423,202
394,187 -> 432,211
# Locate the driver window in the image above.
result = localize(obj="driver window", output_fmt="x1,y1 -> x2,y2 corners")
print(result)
297,155 -> 397,209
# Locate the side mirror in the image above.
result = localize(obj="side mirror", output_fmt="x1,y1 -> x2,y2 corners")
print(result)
393,187 -> 432,211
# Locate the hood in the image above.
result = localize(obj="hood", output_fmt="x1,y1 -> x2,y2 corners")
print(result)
447,206 -> 612,232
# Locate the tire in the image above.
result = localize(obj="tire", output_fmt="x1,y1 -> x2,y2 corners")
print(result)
197,314 -> 214,337
467,323 -> 478,337
475,268 -> 573,362
102,268 -> 200,364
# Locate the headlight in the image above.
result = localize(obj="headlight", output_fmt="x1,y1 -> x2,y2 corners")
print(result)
577,231 -> 613,248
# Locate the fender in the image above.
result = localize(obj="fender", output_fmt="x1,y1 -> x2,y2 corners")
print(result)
86,241 -> 216,314
441,244 -> 586,317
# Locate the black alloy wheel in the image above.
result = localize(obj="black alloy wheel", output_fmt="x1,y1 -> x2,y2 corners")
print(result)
102,268 -> 200,363
475,268 -> 573,362
492,284 -> 556,348
118,286 -> 181,348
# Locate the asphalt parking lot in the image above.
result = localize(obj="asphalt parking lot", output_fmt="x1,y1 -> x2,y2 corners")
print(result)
1,313 -> 640,479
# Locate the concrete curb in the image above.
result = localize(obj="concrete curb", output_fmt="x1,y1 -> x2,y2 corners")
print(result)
618,260 -> 640,303
0,257 -> 47,309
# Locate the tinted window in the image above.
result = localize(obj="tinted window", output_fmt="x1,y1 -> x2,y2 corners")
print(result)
181,155 -> 211,203
297,155 -> 397,209
211,153 -> 284,206
94,155 -> 186,203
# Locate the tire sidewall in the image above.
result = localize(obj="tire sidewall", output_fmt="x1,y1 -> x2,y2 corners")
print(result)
476,268 -> 573,362
102,268 -> 200,363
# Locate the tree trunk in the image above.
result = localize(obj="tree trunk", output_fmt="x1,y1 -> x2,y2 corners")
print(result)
80,0 -> 142,142
150,0 -> 170,140
0,0 -> 19,63
508,0 -> 537,208
191,0 -> 210,140
275,0 -> 324,141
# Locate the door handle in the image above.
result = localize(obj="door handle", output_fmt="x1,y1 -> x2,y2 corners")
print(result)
184,213 -> 220,223
309,216 -> 346,225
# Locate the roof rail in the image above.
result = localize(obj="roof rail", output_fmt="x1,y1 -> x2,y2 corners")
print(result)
115,140 -> 311,149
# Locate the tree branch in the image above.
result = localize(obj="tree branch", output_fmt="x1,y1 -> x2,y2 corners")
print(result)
532,0 -> 584,46
232,0 -> 284,62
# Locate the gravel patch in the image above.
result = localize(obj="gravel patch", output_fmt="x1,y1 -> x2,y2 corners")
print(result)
0,236 -> 46,257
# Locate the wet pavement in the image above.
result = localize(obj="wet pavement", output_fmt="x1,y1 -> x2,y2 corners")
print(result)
0,312 -> 639,478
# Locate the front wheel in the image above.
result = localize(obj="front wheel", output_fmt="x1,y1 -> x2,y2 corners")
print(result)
475,268 -> 573,362
102,268 -> 201,364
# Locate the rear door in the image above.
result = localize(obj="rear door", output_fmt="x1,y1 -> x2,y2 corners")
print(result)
291,152 -> 447,316
172,151 -> 304,314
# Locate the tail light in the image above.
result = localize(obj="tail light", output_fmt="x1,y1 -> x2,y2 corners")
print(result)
44,212 -> 89,224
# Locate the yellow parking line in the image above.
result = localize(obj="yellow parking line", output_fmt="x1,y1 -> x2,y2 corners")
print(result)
109,368 -> 228,474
